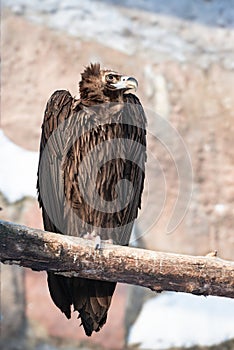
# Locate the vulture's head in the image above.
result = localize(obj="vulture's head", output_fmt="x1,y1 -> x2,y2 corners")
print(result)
79,63 -> 138,102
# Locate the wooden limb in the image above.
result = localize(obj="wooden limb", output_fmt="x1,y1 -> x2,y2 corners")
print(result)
0,220 -> 233,298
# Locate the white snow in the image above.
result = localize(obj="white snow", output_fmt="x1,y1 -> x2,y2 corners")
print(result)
128,291 -> 234,349
0,129 -> 39,202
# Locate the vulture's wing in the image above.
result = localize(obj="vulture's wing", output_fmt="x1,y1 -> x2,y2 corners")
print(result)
37,90 -> 73,234
119,93 -> 147,243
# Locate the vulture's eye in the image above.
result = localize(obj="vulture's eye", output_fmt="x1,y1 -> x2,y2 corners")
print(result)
106,74 -> 115,82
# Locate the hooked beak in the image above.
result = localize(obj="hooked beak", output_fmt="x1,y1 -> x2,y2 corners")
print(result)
111,76 -> 138,92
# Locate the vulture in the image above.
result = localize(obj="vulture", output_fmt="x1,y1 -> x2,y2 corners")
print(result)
37,63 -> 147,336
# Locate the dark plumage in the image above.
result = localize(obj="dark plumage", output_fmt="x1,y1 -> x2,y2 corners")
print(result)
37,63 -> 147,336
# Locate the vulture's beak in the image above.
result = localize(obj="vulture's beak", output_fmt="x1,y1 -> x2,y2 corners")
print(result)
111,76 -> 138,92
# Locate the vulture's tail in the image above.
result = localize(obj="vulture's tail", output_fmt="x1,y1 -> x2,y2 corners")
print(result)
47,272 -> 116,336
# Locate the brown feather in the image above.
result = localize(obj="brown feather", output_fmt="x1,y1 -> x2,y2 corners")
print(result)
37,64 -> 147,336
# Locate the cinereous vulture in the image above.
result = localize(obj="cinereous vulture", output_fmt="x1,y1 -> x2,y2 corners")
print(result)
37,63 -> 147,336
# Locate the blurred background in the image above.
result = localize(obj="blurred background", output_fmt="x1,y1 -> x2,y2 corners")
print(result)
1,1 -> 234,349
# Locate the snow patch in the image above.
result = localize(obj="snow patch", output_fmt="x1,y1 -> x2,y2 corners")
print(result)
0,130 -> 38,202
128,292 -> 234,349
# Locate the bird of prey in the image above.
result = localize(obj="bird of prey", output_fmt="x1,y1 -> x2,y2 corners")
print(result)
37,63 -> 147,336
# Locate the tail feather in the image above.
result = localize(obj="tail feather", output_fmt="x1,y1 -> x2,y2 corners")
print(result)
47,273 -> 116,336
47,272 -> 73,319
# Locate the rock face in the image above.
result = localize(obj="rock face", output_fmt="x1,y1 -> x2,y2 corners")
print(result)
0,194 -> 33,350
1,1 -> 234,349
1,265 -> 26,340
139,62 -> 234,259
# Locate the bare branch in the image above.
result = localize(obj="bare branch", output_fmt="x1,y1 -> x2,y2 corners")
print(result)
0,220 -> 233,298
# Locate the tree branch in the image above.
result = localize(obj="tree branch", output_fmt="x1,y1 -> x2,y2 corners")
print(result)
0,220 -> 233,298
